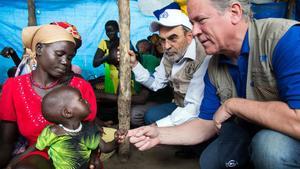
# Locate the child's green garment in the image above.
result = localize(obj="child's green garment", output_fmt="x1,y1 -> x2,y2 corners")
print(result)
36,123 -> 100,169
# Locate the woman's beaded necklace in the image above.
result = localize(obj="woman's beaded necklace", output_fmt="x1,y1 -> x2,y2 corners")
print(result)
30,74 -> 60,90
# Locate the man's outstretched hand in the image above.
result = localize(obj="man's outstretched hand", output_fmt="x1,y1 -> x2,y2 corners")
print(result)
127,125 -> 160,151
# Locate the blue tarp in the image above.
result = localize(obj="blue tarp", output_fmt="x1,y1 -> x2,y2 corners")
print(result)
251,2 -> 288,19
0,0 -> 155,83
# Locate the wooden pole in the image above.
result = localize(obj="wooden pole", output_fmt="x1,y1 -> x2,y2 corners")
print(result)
117,0 -> 131,162
27,0 -> 37,26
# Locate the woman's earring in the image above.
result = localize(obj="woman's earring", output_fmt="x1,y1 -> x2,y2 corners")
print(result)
32,61 -> 37,70
30,58 -> 37,71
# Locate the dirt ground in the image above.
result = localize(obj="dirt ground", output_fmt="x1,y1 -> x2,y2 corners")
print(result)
103,145 -> 199,169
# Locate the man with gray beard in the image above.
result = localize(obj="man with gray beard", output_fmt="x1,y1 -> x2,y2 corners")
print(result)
129,9 -> 210,129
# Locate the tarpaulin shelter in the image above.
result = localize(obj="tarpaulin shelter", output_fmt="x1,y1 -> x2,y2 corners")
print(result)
0,0 -> 156,83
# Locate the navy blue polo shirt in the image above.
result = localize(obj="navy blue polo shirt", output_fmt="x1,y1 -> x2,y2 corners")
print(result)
199,25 -> 300,120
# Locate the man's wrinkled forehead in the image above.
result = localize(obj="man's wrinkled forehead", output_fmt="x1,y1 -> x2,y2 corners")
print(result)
159,26 -> 184,40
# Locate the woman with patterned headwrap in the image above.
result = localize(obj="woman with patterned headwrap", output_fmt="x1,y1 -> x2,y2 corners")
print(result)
0,24 -> 97,169
13,21 -> 82,77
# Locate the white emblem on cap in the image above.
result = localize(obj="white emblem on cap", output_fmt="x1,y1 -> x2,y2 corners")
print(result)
159,11 -> 169,19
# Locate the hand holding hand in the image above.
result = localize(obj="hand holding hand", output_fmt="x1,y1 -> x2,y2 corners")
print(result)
114,128 -> 128,144
127,125 -> 160,151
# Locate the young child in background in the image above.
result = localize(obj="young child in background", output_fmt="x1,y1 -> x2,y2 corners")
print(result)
8,86 -> 126,169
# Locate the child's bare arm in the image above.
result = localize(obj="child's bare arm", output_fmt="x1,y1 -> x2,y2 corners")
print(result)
98,129 -> 127,153
98,138 -> 117,154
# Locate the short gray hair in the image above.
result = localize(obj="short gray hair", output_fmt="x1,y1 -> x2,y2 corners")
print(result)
210,0 -> 252,20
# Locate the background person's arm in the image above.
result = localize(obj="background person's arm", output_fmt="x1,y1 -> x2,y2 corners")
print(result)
1,47 -> 21,66
93,48 -> 107,67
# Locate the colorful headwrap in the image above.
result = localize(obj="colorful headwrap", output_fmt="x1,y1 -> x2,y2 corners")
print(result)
50,21 -> 81,40
22,24 -> 76,53
18,25 -> 76,76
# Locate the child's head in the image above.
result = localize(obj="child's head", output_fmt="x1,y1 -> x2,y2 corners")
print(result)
147,33 -> 164,57
105,20 -> 119,40
42,86 -> 90,124
136,39 -> 152,54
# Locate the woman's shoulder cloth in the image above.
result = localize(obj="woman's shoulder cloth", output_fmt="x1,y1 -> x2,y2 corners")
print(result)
3,73 -> 30,87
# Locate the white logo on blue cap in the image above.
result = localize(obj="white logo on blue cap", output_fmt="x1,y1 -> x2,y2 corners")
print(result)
159,11 -> 169,19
